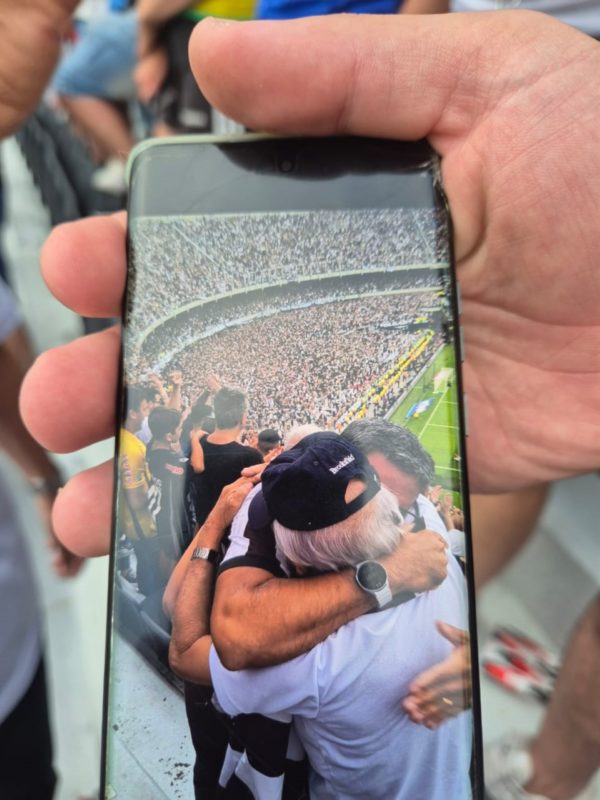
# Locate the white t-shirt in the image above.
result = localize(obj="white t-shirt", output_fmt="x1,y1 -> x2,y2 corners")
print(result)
0,280 -> 41,723
211,555 -> 472,800
135,415 -> 152,445
450,0 -> 600,37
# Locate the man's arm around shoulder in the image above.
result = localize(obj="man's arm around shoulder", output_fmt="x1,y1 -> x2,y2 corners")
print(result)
211,529 -> 449,671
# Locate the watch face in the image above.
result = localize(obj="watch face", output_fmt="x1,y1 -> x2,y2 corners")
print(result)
357,561 -> 387,591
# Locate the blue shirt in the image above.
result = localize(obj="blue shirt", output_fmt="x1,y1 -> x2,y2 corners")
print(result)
258,0 -> 401,19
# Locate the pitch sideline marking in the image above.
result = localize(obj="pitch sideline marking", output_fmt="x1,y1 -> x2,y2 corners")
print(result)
419,384 -> 451,442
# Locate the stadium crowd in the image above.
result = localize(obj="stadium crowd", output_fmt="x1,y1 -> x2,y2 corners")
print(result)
131,294 -> 440,432
127,208 -> 447,335
134,277 -> 441,368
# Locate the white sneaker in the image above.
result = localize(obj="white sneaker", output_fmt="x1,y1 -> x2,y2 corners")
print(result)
485,737 -> 597,800
91,157 -> 127,195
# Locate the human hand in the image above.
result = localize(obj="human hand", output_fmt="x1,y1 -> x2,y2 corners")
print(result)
240,461 -> 268,480
205,373 -> 222,394
22,12 -> 600,561
402,622 -> 471,729
428,484 -> 443,505
170,370 -> 183,386
186,13 -> 600,492
148,372 -> 164,389
440,493 -> 453,515
381,528 -> 448,595
0,0 -> 79,137
207,476 -> 258,534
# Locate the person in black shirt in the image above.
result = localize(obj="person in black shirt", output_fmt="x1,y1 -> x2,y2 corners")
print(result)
146,407 -> 195,571
189,387 -> 263,527
183,387 -> 263,797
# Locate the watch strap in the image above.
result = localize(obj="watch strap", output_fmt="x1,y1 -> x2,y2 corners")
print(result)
190,547 -> 219,564
372,583 -> 393,609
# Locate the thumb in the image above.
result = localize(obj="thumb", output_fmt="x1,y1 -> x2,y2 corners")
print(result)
436,620 -> 469,648
189,11 -> 561,146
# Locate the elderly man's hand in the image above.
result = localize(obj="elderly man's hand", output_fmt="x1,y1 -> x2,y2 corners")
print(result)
20,11 -> 600,558
403,622 -> 471,729
209,476 -> 259,532
0,0 -> 79,138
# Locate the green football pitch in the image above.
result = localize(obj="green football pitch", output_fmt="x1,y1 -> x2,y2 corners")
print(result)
389,344 -> 463,499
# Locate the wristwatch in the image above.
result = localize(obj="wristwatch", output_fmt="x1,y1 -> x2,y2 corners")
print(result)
190,547 -> 219,564
355,560 -> 392,609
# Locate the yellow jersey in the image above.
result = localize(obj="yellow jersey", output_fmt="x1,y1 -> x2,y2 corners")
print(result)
185,0 -> 255,21
119,428 -> 156,540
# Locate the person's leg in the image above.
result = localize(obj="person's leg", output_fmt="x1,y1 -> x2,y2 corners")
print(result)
0,658 -> 56,800
52,12 -> 137,160
184,682 -> 229,799
524,594 -> 600,800
470,484 -> 549,589
58,95 -> 134,158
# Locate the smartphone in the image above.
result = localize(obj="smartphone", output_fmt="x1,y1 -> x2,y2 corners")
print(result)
102,135 -> 482,799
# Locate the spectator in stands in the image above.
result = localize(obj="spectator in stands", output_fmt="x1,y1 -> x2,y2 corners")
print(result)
257,428 -> 282,457
136,0 -> 255,134
52,3 -> 139,194
189,386 -> 263,527
146,406 -> 195,570
182,385 -> 263,797
119,386 -> 161,594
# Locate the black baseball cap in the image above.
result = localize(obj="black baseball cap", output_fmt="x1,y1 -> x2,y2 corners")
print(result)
249,432 -> 380,532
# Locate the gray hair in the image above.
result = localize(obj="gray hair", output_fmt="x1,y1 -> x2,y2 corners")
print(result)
273,486 -> 402,573
283,423 -> 322,451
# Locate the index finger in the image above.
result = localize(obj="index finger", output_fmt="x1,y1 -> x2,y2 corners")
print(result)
41,213 -> 127,318
241,462 -> 267,480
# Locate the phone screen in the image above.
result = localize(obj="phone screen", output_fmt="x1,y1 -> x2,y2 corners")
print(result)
104,137 -> 481,799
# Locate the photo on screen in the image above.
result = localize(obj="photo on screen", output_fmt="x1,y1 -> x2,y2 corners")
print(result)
105,207 -> 474,799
